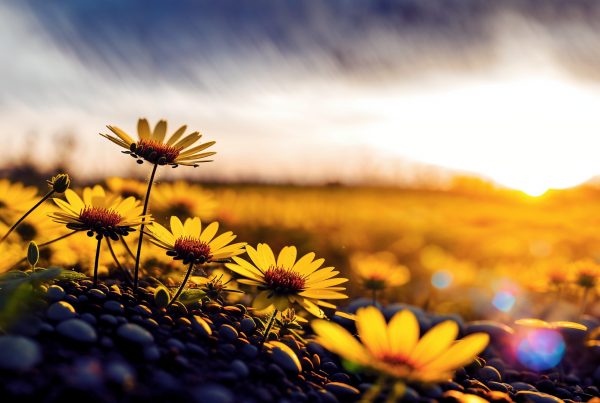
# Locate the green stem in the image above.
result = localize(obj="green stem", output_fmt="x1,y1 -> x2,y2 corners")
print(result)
360,374 -> 387,403
580,287 -> 590,317
260,308 -> 278,349
0,189 -> 54,244
133,163 -> 158,290
93,236 -> 102,287
167,261 -> 195,308
106,238 -> 133,286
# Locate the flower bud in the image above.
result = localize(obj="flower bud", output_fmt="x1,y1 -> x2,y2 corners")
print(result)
47,174 -> 71,193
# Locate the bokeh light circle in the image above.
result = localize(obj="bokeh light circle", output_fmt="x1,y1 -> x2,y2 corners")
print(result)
516,329 -> 565,371
492,291 -> 516,312
431,270 -> 453,289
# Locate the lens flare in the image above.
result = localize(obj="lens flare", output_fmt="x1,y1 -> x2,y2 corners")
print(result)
516,329 -> 565,371
492,291 -> 516,312
431,270 -> 453,289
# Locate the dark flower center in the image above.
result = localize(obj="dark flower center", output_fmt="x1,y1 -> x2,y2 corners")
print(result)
263,266 -> 306,294
79,207 -> 123,227
166,200 -> 194,218
133,139 -> 182,164
170,237 -> 212,264
379,353 -> 417,370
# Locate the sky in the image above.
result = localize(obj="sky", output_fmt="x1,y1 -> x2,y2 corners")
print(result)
3,1 -> 600,195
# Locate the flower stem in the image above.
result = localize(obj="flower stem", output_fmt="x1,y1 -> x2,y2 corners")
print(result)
385,381 -> 406,403
580,287 -> 590,317
360,375 -> 386,403
93,236 -> 102,287
133,163 -> 158,290
167,261 -> 195,308
0,189 -> 54,245
106,238 -> 133,286
259,308 -> 278,349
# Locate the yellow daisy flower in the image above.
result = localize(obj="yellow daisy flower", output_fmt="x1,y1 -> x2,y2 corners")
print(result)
351,251 -> 411,291
145,216 -> 245,306
0,180 -> 39,224
146,216 -> 245,265
312,306 -> 489,383
225,243 -> 349,318
100,118 -> 216,167
152,181 -> 217,220
49,185 -> 148,240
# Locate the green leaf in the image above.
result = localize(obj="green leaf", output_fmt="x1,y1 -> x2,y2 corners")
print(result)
154,285 -> 170,308
27,242 -> 39,268
179,289 -> 206,305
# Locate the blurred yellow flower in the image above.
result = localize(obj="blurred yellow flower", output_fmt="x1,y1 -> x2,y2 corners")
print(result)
312,306 -> 489,382
49,185 -> 148,239
351,251 -> 410,291
101,118 -> 216,167
106,177 -> 147,199
226,243 -> 348,318
0,180 -> 38,224
146,216 -> 245,264
152,181 -> 217,220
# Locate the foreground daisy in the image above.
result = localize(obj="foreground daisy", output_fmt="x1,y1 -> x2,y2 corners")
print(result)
226,243 -> 349,317
145,216 -> 245,306
100,118 -> 217,290
49,185 -> 148,286
313,307 -> 489,387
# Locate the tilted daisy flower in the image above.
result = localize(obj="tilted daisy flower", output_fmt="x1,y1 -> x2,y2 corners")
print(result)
312,306 -> 489,385
101,118 -> 216,168
100,118 -> 217,290
351,251 -> 411,303
226,243 -> 349,318
49,185 -> 149,286
145,216 -> 245,306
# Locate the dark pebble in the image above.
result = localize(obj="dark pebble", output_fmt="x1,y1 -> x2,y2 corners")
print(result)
117,323 -> 154,345
166,338 -> 185,352
56,319 -> 97,343
103,300 -> 124,314
218,324 -> 238,342
192,384 -> 234,403
191,315 -> 212,337
331,372 -> 351,383
241,344 -> 258,359
100,314 -> 118,326
511,382 -> 537,392
106,361 -> 136,387
134,304 -> 152,317
143,345 -> 160,361
87,289 -> 106,300
488,382 -> 510,393
240,318 -> 256,334
478,366 -> 502,383
515,391 -> 563,403
46,301 -> 77,322
80,313 -> 97,325
325,382 -> 359,396
272,346 -> 301,374
46,285 -> 66,301
322,361 -> 338,373
0,336 -> 41,372
231,359 -> 249,377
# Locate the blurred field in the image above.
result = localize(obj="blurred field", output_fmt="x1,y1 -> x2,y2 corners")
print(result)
2,175 -> 599,321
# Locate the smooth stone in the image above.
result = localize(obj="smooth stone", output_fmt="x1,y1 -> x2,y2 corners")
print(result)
515,391 -> 563,403
88,289 -> 106,300
106,361 -> 136,386
240,318 -> 256,334
322,361 -> 338,373
478,366 -> 502,383
143,345 -> 160,361
166,338 -> 185,352
272,346 -> 301,374
231,359 -> 249,378
56,319 -> 97,343
191,315 -> 212,337
80,313 -> 97,325
218,324 -> 238,342
0,336 -> 41,371
47,301 -> 77,322
103,300 -> 124,314
465,321 -> 515,341
488,382 -> 509,393
99,314 -> 118,326
331,372 -> 351,383
134,304 -> 152,317
241,344 -> 258,359
347,297 -> 381,312
511,382 -> 537,391
192,384 -> 234,403
325,382 -> 360,396
117,323 -> 154,345
46,285 -> 66,301
100,336 -> 114,349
